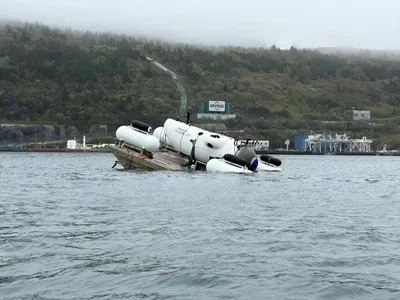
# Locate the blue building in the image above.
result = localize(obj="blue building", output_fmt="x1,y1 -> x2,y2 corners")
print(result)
294,134 -> 307,151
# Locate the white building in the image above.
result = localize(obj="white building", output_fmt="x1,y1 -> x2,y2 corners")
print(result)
353,110 -> 370,121
66,136 -> 88,149
66,139 -> 77,149
197,113 -> 237,120
236,140 -> 269,151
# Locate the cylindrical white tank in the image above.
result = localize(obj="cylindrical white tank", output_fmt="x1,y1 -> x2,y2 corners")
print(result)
153,126 -> 171,146
206,158 -> 252,173
67,140 -> 77,149
194,133 -> 236,163
163,118 -> 206,155
116,125 -> 160,153
163,118 -> 236,163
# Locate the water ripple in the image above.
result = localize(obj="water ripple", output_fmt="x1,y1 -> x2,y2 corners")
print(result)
0,153 -> 400,300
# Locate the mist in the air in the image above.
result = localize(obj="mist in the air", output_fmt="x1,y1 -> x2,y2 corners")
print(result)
0,0 -> 399,51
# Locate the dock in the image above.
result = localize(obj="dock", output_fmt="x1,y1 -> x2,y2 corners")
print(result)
256,150 -> 400,156
106,143 -> 189,171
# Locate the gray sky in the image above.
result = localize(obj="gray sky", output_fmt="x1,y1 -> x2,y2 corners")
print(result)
1,0 -> 399,50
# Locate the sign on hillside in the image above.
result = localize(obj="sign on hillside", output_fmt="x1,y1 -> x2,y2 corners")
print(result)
208,101 -> 226,112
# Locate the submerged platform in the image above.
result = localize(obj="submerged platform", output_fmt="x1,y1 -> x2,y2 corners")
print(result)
106,143 -> 189,171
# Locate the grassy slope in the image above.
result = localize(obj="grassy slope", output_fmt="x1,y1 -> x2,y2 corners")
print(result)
1,22 -> 400,148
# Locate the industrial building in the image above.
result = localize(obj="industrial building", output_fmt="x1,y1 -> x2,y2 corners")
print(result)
294,133 -> 373,153
197,101 -> 236,120
236,140 -> 269,151
353,110 -> 371,121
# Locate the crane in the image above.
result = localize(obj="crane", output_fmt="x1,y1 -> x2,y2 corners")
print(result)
134,49 -> 188,119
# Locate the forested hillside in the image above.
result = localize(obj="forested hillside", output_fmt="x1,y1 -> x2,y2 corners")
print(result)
1,22 -> 400,147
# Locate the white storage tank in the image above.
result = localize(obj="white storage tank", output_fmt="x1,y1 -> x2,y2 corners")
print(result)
67,140 -> 77,149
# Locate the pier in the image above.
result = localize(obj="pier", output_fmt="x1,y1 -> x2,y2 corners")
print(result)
106,143 -> 188,171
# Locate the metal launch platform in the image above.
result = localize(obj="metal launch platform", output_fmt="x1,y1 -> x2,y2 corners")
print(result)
304,133 -> 372,153
106,143 -> 189,171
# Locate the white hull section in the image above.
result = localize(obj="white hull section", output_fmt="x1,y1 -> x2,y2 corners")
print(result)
116,126 -> 160,153
113,119 -> 284,174
162,118 -> 236,163
206,158 -> 252,173
257,161 -> 282,172
153,126 -> 172,147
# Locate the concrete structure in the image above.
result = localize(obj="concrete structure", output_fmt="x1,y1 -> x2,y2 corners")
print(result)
0,123 -> 57,144
0,123 -> 82,145
197,113 -> 237,120
353,110 -> 371,121
304,133 -> 372,153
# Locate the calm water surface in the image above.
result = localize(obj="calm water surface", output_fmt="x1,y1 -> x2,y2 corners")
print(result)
0,152 -> 399,300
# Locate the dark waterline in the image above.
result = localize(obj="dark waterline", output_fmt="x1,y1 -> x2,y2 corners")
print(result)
1,153 -> 400,300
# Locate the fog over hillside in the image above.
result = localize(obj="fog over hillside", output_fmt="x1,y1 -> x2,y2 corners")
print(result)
316,47 -> 400,60
0,0 -> 399,51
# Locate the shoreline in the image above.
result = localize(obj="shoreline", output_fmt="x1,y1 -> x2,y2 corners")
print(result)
0,148 -> 110,153
256,150 -> 399,156
1,148 -> 398,156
